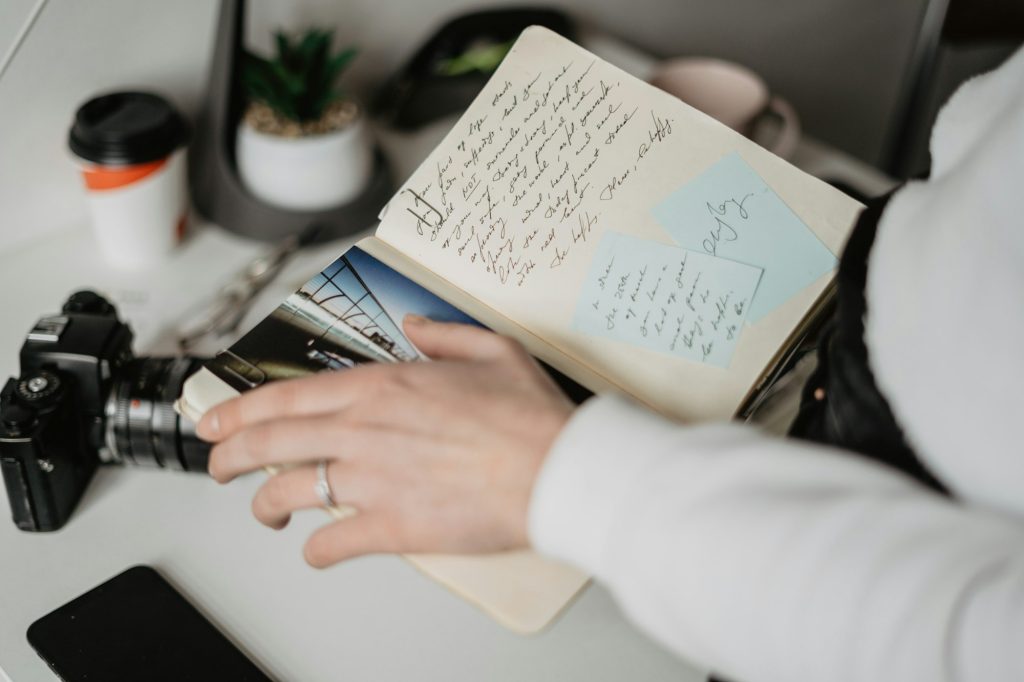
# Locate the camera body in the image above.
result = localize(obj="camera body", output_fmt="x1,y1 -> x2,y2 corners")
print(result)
0,291 -> 208,532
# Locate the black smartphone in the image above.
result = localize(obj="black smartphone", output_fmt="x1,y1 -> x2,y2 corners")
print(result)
26,565 -> 273,681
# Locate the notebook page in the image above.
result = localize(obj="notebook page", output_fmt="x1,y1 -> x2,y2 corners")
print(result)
376,27 -> 860,421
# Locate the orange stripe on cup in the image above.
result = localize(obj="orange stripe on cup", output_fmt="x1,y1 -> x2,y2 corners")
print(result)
81,158 -> 167,191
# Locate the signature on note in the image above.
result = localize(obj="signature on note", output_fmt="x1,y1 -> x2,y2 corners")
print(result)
652,152 -> 836,321
702,194 -> 754,256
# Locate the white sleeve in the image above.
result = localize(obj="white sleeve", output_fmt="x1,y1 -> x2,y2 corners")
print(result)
865,46 -> 1024,515
529,394 -> 1024,682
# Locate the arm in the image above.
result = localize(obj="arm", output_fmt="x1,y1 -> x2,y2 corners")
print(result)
196,318 -> 1024,682
532,394 -> 1024,682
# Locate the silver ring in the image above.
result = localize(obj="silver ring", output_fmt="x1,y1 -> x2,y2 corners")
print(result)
314,460 -> 336,508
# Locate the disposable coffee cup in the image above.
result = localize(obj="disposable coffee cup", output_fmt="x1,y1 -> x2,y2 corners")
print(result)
69,91 -> 189,268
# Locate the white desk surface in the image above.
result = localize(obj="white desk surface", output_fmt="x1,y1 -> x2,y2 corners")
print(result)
0,34 -> 893,682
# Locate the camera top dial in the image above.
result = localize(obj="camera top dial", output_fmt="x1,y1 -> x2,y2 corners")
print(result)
16,371 -> 63,406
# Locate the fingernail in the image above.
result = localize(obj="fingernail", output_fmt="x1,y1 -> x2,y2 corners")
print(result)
198,412 -> 220,440
206,454 -> 224,483
404,314 -> 427,325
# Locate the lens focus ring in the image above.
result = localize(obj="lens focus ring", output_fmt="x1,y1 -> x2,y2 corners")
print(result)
104,357 -> 209,471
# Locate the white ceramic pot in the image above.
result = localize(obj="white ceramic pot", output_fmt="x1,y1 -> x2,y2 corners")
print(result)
236,115 -> 373,211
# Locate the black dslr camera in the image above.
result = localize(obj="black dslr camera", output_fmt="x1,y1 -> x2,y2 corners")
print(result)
0,291 -> 210,532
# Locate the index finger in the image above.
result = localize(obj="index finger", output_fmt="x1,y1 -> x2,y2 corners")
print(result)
196,366 -> 377,442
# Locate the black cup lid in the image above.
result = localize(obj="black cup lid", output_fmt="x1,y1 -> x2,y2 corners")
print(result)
68,91 -> 188,166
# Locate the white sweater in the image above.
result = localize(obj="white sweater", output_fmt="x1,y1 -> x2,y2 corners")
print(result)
529,47 -> 1024,682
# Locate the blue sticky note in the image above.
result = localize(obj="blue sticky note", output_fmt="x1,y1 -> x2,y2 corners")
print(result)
652,153 -> 836,321
573,232 -> 762,368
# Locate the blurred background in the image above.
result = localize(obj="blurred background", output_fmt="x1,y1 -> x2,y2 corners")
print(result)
0,0 -> 1019,254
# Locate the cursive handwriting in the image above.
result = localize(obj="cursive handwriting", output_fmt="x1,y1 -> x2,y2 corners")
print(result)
387,38 -> 689,294
576,234 -> 761,367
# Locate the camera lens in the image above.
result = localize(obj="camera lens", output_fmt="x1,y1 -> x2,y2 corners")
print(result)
104,358 -> 209,472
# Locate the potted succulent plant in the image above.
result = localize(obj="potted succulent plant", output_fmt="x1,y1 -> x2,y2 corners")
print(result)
236,29 -> 372,211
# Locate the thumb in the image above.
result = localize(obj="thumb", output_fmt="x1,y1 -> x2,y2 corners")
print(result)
403,315 -> 520,361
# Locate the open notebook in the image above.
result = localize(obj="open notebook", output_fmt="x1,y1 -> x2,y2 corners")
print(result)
178,26 -> 862,634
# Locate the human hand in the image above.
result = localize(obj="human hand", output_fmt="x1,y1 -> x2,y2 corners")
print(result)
197,316 -> 574,568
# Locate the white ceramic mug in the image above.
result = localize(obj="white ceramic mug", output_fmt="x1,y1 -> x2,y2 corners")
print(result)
650,58 -> 800,159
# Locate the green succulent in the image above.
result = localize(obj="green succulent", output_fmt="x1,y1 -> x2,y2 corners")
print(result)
435,39 -> 514,77
242,29 -> 358,123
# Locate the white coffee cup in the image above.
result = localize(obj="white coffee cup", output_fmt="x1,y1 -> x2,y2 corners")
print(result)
650,58 -> 800,158
69,92 -> 189,269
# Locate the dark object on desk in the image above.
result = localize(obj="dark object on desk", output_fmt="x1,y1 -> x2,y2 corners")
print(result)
189,0 -> 392,243
943,0 -> 1024,43
373,7 -> 575,130
27,565 -> 273,682
0,291 -> 209,532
